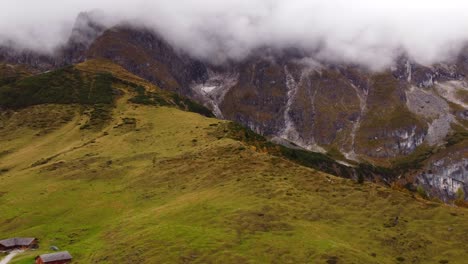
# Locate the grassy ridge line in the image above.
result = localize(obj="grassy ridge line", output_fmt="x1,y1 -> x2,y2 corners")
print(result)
78,59 -> 214,117
0,66 -> 115,109
0,59 -> 213,118
216,122 -> 394,183
221,121 -> 468,205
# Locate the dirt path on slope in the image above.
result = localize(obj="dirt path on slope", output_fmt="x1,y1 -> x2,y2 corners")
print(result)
0,250 -> 23,264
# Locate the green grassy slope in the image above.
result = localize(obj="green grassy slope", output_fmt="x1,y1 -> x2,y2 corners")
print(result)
0,62 -> 467,264
0,63 -> 33,87
0,59 -> 212,118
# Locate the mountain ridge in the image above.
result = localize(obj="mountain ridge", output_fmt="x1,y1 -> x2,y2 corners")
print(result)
0,13 -> 466,203
0,59 -> 467,263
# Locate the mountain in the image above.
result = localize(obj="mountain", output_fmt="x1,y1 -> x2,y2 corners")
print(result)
0,59 -> 467,263
0,14 -> 466,204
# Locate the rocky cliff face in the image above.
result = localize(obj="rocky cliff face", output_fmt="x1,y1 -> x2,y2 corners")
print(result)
1,14 -> 467,202
416,150 -> 468,202
86,26 -> 208,97
194,61 -> 460,161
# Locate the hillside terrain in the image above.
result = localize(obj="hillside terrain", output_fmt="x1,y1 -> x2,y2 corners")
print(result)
0,60 -> 467,263
0,13 -> 466,202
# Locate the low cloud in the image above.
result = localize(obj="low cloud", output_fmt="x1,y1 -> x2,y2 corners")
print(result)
2,0 -> 468,69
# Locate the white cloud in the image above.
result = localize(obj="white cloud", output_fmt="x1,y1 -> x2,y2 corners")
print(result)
2,0 -> 468,69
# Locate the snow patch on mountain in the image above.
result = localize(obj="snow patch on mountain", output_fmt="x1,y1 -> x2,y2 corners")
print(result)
201,86 -> 217,94
191,71 -> 239,118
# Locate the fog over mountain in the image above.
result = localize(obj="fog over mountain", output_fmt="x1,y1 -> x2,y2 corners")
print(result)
2,0 -> 468,69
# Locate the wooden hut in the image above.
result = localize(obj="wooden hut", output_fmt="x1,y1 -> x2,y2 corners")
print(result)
0,237 -> 38,251
35,251 -> 73,264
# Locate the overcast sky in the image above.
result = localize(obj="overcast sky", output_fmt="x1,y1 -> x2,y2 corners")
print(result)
2,0 -> 468,69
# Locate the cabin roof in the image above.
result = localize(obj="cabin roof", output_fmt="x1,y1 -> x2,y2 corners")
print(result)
39,251 -> 73,262
0,237 -> 36,247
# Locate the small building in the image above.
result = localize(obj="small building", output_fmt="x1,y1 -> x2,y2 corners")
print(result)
0,237 -> 38,251
35,251 -> 73,264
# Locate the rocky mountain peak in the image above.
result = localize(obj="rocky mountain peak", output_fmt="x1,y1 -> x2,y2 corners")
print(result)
68,11 -> 106,48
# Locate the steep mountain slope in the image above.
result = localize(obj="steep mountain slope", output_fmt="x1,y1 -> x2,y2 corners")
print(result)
0,14 -> 466,203
96,30 -> 468,203
0,61 -> 467,264
84,27 -> 468,202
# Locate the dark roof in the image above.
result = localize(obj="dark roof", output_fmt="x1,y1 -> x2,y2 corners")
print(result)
40,251 -> 73,262
0,237 -> 36,247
